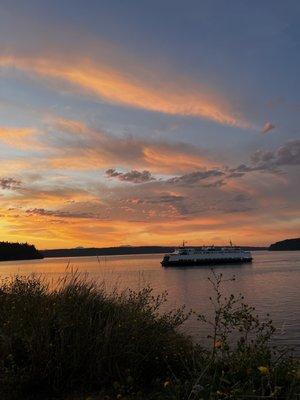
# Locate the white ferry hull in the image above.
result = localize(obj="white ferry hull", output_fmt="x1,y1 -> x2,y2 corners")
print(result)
161,247 -> 252,267
161,256 -> 252,267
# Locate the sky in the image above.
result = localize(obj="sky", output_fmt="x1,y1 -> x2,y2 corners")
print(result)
0,0 -> 299,249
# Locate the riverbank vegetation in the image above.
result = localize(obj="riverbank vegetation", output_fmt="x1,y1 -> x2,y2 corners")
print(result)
0,272 -> 298,399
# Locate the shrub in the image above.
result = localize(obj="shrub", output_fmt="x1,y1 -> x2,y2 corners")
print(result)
0,272 -> 298,399
182,271 -> 300,399
0,274 -> 192,399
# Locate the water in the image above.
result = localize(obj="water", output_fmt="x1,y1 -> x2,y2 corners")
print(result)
0,251 -> 299,353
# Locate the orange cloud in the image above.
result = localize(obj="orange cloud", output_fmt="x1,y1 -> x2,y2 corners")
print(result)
2,207 -> 297,249
49,140 -> 211,173
1,187 -> 299,249
0,126 -> 39,149
52,118 -> 88,135
40,117 -> 214,173
143,145 -> 213,172
0,118 -> 214,174
0,54 -> 250,128
0,159 -> 33,174
261,121 -> 275,134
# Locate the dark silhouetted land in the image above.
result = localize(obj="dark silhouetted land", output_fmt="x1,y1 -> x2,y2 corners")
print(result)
0,241 -> 43,261
41,245 -> 267,258
269,237 -> 300,251
42,246 -> 174,258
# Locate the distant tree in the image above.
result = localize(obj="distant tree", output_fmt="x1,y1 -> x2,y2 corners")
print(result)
269,238 -> 300,251
0,241 -> 43,261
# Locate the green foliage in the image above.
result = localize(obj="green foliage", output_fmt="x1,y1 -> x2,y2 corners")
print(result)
0,272 -> 298,400
0,275 -> 191,399
185,271 -> 299,399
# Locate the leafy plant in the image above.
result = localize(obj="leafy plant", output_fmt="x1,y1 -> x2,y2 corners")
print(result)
0,272 -> 298,400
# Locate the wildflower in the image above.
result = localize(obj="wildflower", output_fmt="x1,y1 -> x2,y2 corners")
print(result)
116,395 -> 122,399
214,340 -> 223,349
258,366 -> 269,375
271,386 -> 282,396
164,380 -> 171,388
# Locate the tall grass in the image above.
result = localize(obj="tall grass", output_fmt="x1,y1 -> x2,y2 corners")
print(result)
0,272 -> 298,399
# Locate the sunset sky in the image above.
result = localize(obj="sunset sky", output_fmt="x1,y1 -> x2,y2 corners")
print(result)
0,0 -> 299,249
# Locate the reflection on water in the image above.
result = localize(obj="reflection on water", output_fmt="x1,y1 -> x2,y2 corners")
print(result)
0,251 -> 299,353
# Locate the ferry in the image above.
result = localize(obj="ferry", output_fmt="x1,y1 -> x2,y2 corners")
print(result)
161,242 -> 252,267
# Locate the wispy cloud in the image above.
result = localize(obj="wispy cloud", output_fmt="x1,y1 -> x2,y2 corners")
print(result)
45,118 -> 214,173
0,126 -> 40,149
261,121 -> 275,134
0,119 -> 215,176
25,208 -> 107,220
0,54 -> 250,128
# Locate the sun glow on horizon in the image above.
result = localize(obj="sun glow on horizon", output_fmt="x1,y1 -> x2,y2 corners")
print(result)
0,2 -> 299,249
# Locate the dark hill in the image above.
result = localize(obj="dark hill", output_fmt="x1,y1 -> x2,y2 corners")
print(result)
269,238 -> 300,251
0,242 -> 43,261
42,245 -> 266,259
42,246 -> 174,258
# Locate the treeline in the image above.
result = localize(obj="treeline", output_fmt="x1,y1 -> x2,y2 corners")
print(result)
42,245 -> 267,258
269,238 -> 300,251
42,246 -> 175,258
0,241 -> 43,261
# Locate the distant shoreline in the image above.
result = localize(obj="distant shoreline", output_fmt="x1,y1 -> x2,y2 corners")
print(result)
2,241 -> 299,262
269,238 -> 300,251
41,245 -> 268,259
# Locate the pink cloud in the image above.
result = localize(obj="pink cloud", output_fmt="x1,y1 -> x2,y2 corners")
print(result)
261,122 -> 275,134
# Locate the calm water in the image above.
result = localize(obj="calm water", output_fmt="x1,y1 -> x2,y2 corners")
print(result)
0,251 -> 299,353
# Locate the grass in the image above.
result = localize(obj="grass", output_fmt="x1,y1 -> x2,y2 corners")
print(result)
0,272 -> 298,399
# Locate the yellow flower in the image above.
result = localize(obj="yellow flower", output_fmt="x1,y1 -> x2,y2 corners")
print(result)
271,386 -> 282,396
258,366 -> 269,375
